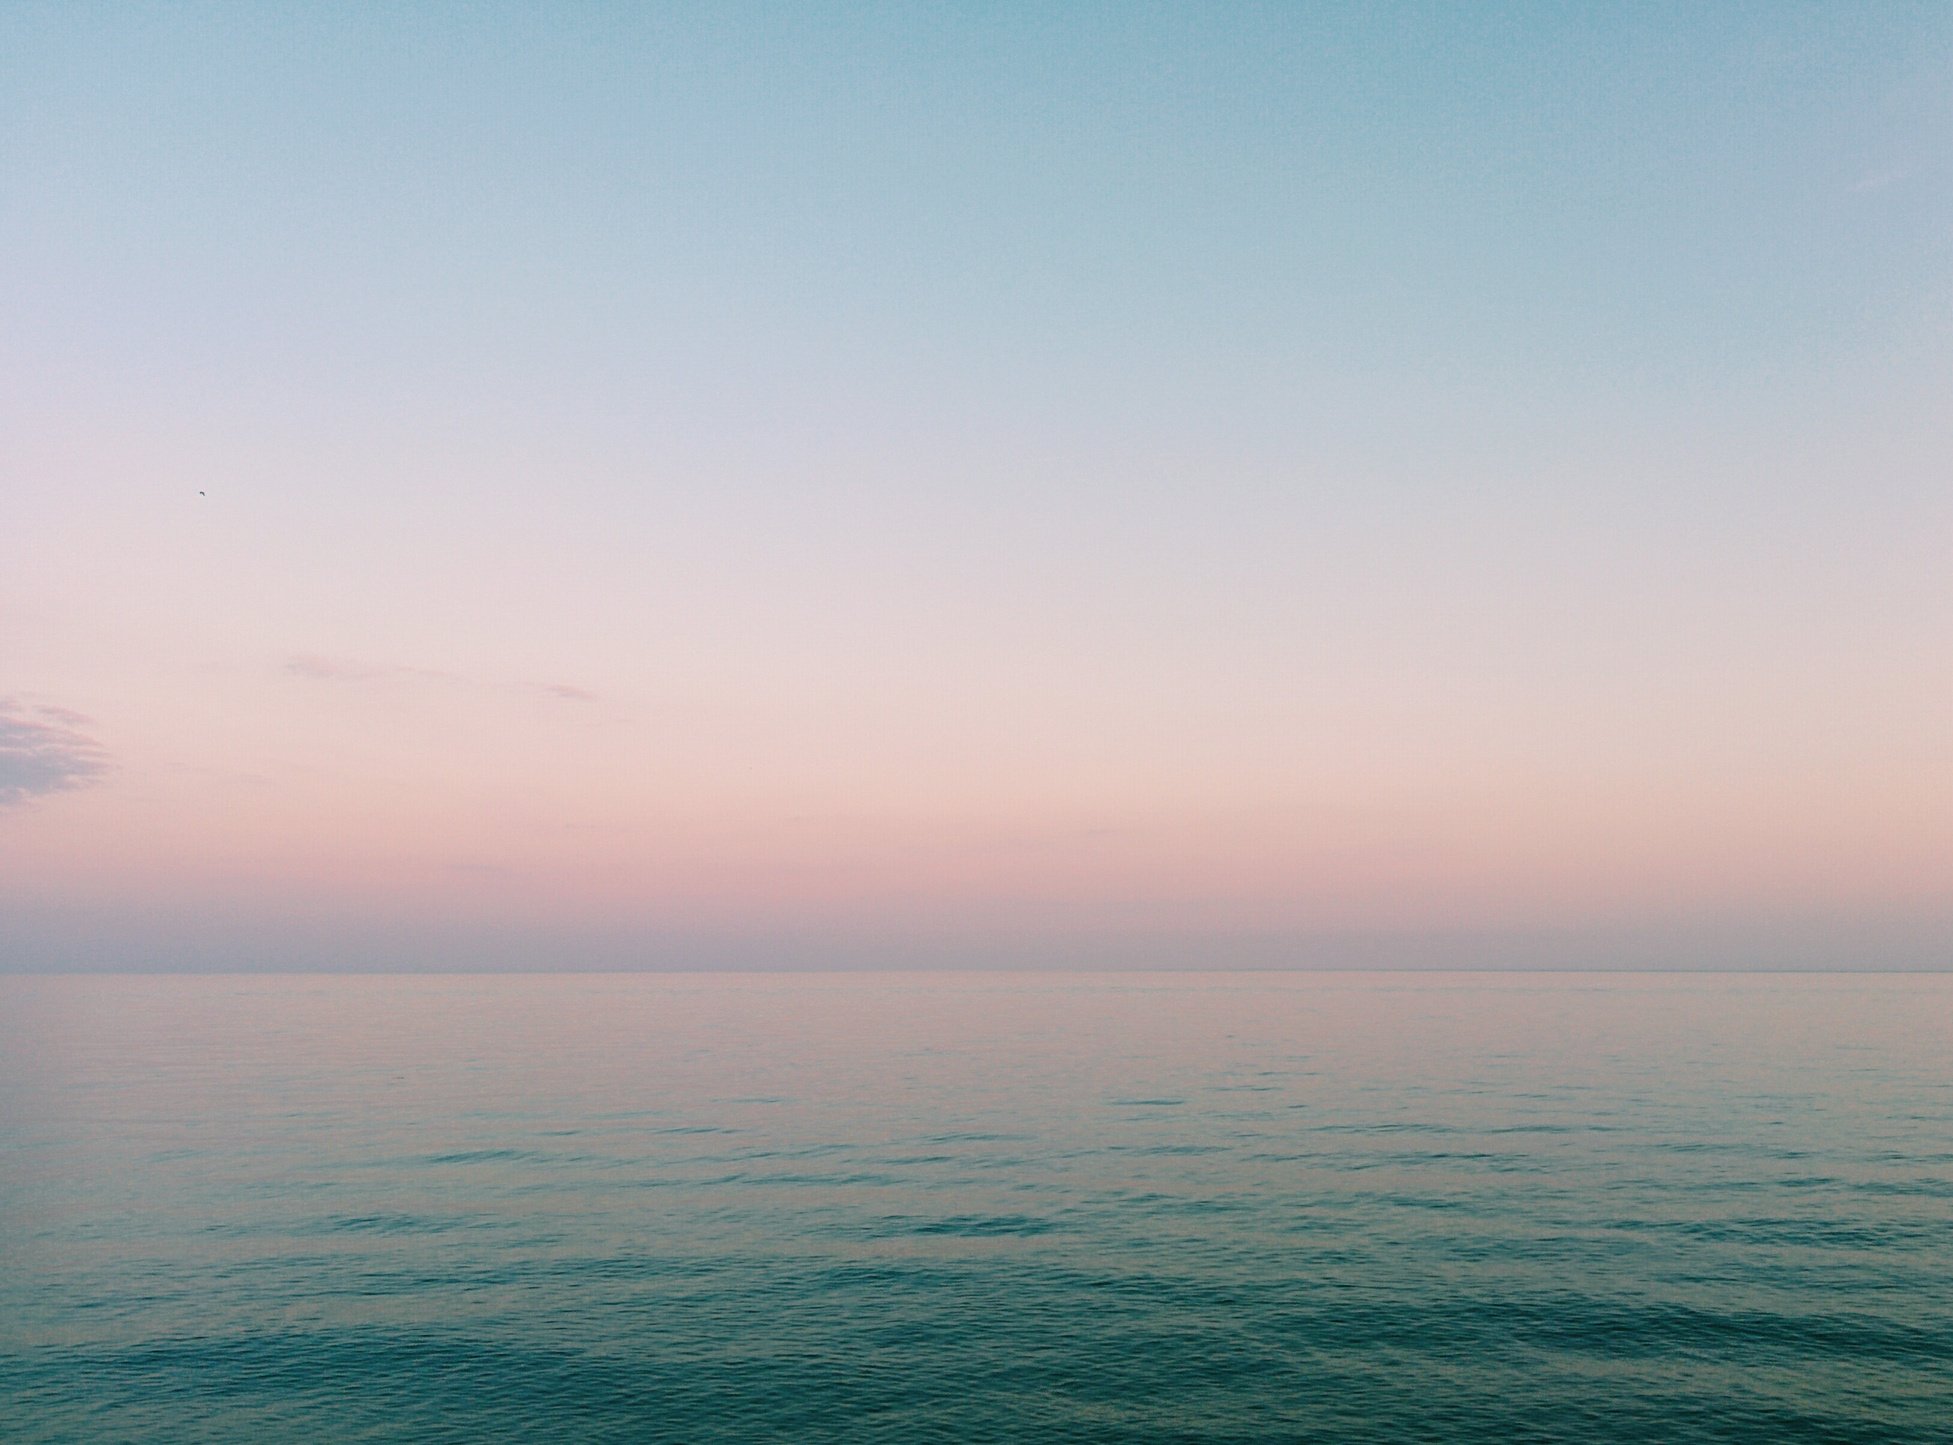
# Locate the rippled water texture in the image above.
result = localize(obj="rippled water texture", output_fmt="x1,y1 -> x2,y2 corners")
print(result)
3,971 -> 1951,1442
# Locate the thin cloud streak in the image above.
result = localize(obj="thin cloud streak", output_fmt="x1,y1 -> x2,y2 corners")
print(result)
284,654 -> 598,705
1849,166 -> 1911,193
0,699 -> 110,807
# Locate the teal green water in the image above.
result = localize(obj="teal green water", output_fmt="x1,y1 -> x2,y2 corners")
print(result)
2,971 -> 1950,1442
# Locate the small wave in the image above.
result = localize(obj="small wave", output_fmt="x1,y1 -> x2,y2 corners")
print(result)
890,1213 -> 1061,1238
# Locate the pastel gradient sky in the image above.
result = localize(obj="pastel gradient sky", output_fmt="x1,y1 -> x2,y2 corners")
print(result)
4,2 -> 1949,970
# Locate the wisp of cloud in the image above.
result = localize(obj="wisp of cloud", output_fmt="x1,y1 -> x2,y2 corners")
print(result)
0,700 -> 110,807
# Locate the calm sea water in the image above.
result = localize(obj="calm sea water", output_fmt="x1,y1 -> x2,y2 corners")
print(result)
2,971 -> 1950,1443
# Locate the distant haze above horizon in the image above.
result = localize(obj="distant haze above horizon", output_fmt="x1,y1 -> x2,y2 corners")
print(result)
4,3 -> 1949,972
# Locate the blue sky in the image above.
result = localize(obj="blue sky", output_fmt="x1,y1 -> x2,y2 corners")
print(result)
3,2 -> 1949,969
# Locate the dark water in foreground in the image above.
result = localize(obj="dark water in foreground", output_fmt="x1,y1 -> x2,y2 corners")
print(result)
2,971 -> 1950,1443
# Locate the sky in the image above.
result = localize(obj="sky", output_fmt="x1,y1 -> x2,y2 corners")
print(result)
3,2 -> 1949,971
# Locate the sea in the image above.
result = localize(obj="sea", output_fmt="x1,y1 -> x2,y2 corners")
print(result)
2,970 -> 1950,1443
